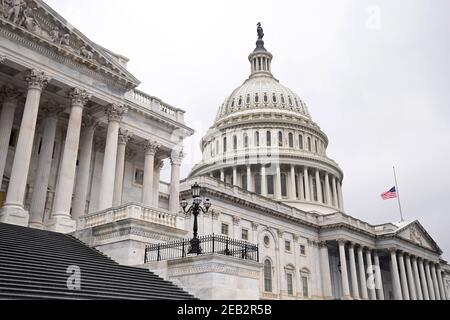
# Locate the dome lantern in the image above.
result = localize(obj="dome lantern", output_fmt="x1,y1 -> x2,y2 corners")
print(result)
248,22 -> 273,78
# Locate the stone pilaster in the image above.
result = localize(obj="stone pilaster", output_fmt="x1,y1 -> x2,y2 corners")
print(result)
0,69 -> 49,226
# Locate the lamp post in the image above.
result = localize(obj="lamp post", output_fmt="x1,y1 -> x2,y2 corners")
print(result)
180,182 -> 211,254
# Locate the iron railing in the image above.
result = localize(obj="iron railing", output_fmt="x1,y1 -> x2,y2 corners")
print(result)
144,234 -> 259,263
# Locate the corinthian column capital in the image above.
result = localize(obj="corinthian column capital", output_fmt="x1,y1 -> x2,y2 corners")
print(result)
26,69 -> 50,90
118,128 -> 132,145
105,103 -> 128,122
143,140 -> 159,156
69,87 -> 91,107
170,149 -> 184,165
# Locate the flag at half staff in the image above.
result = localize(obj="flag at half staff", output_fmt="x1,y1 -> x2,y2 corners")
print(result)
381,187 -> 397,200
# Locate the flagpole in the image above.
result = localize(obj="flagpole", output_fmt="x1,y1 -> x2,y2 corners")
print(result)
393,166 -> 404,222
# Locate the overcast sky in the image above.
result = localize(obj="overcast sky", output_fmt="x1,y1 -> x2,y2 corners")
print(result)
45,0 -> 450,259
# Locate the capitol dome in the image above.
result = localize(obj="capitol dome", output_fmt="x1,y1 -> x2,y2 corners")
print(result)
190,24 -> 344,215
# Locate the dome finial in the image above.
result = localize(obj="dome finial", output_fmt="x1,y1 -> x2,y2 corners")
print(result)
256,22 -> 265,49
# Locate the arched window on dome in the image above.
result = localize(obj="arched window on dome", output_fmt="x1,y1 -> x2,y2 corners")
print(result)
233,135 -> 238,150
264,259 -> 273,292
278,131 -> 283,147
281,94 -> 285,105
264,92 -> 268,103
243,133 -> 249,148
223,137 -> 227,153
266,131 -> 271,147
307,137 -> 312,152
255,93 -> 259,103
272,93 -> 277,103
246,94 -> 250,105
299,134 -> 304,149
288,96 -> 293,107
294,98 -> 299,108
238,96 -> 242,107
231,99 -> 235,109
288,133 -> 294,148
255,131 -> 260,147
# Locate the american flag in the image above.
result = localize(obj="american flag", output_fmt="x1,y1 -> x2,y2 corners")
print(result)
381,187 -> 397,200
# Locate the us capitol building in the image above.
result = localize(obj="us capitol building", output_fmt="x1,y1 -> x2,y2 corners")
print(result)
0,0 -> 448,300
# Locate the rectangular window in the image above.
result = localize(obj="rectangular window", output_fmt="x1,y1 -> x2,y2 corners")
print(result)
302,276 -> 309,297
241,228 -> 249,241
285,240 -> 291,252
300,245 -> 306,255
134,168 -> 144,186
287,273 -> 294,295
267,175 -> 274,195
221,223 -> 229,236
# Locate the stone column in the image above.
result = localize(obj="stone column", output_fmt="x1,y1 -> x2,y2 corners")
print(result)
28,101 -> 60,229
389,248 -> 403,300
315,169 -> 323,204
337,180 -> 344,210
48,88 -> 90,233
246,165 -> 252,192
324,173 -> 332,206
397,251 -> 410,300
261,165 -> 267,197
169,150 -> 183,213
357,246 -> 369,300
331,176 -> 338,208
436,266 -> 447,300
232,166 -> 237,186
424,261 -> 435,300
319,242 -> 333,298
411,256 -> 423,300
0,70 -> 48,226
142,140 -> 159,206
338,239 -> 351,299
71,115 -> 98,222
275,163 -> 282,199
365,249 -> 377,300
112,129 -> 130,207
220,169 -> 225,182
98,104 -> 127,210
289,164 -> 296,200
430,263 -> 441,300
303,167 -> 310,201
348,243 -> 360,299
418,258 -> 430,300
0,85 -> 21,184
373,250 -> 385,300
404,254 -> 417,300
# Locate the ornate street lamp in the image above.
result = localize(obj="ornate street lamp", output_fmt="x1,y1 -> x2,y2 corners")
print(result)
180,182 -> 211,254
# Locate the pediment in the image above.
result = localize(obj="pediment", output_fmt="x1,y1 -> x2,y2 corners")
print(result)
396,221 -> 441,253
0,0 -> 140,89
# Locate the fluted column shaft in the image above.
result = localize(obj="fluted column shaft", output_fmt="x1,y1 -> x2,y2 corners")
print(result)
71,118 -> 97,222
169,151 -> 182,213
337,180 -> 344,210
98,105 -> 127,210
50,89 -> 90,233
1,70 -> 48,226
338,240 -> 351,299
220,169 -> 225,182
290,164 -> 296,200
373,250 -> 385,300
303,167 -> 310,201
404,254 -> 417,300
112,130 -> 130,207
348,244 -> 360,299
0,86 -> 20,184
325,173 -> 332,206
233,166 -> 238,186
411,256 -> 423,300
357,246 -> 369,300
366,249 -> 377,300
430,264 -> 441,300
418,259 -> 430,300
319,242 -> 333,298
29,105 -> 59,228
315,169 -> 323,203
246,165 -> 252,192
425,261 -> 435,300
398,252 -> 410,300
142,141 -> 158,206
436,266 -> 447,300
389,248 -> 403,300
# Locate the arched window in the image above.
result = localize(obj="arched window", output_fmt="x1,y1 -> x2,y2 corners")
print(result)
233,135 -> 237,150
288,133 -> 294,148
266,131 -> 271,147
278,131 -> 283,147
223,137 -> 227,153
264,259 -> 273,292
264,92 -> 268,103
272,93 -> 277,103
288,96 -> 293,107
299,135 -> 303,149
243,133 -> 249,148
307,137 -> 311,152
255,131 -> 260,147
255,93 -> 259,103
246,94 -> 250,104
281,94 -> 285,104
231,99 -> 235,108
238,96 -> 242,106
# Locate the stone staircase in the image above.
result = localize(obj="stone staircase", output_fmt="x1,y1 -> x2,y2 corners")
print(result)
0,222 -> 195,300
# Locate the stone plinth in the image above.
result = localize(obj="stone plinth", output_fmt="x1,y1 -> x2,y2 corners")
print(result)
142,254 -> 262,300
